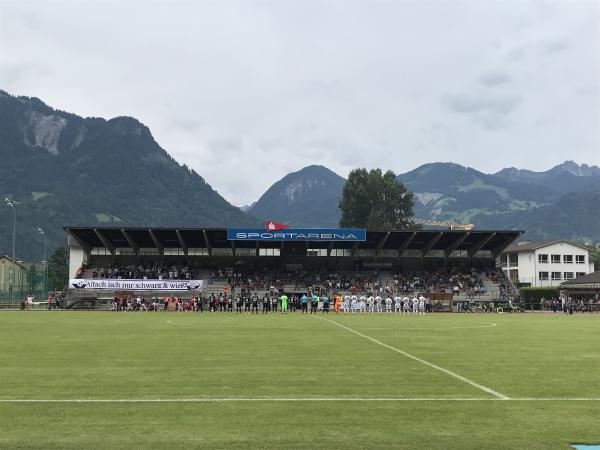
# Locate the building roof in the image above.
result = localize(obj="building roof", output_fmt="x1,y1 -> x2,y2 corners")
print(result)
503,240 -> 590,253
64,226 -> 523,257
0,255 -> 26,270
561,271 -> 600,287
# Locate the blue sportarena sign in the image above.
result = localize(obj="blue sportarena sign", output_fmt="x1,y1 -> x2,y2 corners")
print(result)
227,228 -> 367,242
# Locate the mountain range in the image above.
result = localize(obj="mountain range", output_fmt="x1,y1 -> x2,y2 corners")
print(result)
1,90 -> 598,262
247,162 -> 600,243
0,90 -> 259,261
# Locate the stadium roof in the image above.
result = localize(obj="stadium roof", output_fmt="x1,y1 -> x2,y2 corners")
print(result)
64,226 -> 523,258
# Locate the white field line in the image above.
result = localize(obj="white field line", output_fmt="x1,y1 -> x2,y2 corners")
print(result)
314,316 -> 510,400
0,398 -> 599,403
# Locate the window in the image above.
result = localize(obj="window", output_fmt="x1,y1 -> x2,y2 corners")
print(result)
508,253 -> 518,267
551,254 -> 561,264
258,248 -> 280,257
213,248 -> 233,256
551,272 -> 561,281
235,248 -> 256,257
576,255 -> 585,264
538,272 -> 549,281
330,249 -> 351,257
164,248 -> 184,255
563,255 -> 573,264
307,249 -> 328,257
188,248 -> 209,256
576,272 -> 586,278
379,249 -> 398,258
500,254 -> 507,266
115,247 -> 135,256
563,272 -> 574,280
538,254 -> 548,264
139,248 -> 159,256
91,247 -> 110,255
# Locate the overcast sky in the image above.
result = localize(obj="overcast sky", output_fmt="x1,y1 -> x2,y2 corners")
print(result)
1,0 -> 599,206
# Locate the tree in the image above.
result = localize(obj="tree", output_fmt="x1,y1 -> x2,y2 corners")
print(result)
339,168 -> 415,229
47,246 -> 68,291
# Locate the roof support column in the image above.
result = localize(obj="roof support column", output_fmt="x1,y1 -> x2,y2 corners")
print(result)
93,229 -> 115,256
468,232 -> 496,258
148,230 -> 164,256
444,232 -> 469,258
175,230 -> 188,256
202,229 -> 212,257
121,229 -> 139,255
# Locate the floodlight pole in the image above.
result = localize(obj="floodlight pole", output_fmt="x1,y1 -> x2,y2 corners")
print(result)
4,198 -> 16,300
38,228 -> 47,296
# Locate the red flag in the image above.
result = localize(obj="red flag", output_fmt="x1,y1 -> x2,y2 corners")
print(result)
265,221 -> 289,231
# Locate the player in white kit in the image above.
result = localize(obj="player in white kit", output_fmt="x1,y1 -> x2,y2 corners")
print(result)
385,297 -> 393,313
403,296 -> 410,315
412,296 -> 419,314
343,295 -> 351,313
394,296 -> 402,314
367,295 -> 375,314
374,295 -> 382,313
359,295 -> 366,313
350,296 -> 357,314
418,295 -> 426,315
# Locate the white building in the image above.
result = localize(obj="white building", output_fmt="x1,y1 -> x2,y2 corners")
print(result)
500,241 -> 595,287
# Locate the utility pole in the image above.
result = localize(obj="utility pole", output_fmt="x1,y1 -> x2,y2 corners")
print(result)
4,198 -> 16,300
38,228 -> 47,296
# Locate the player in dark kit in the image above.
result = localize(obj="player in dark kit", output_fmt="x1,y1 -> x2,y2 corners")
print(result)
227,296 -> 233,312
271,296 -> 278,312
252,294 -> 259,314
236,295 -> 243,314
322,294 -> 330,313
262,295 -> 270,314
244,296 -> 251,313
196,296 -> 203,313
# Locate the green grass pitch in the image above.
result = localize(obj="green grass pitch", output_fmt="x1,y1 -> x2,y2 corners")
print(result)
0,311 -> 599,449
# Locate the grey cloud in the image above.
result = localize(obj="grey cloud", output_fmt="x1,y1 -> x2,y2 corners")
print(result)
478,71 -> 512,87
443,94 -> 521,116
541,38 -> 569,55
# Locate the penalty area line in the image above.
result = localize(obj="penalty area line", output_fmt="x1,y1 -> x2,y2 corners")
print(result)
314,315 -> 510,400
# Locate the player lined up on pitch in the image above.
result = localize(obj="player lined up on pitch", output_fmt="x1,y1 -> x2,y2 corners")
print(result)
111,291 -> 430,314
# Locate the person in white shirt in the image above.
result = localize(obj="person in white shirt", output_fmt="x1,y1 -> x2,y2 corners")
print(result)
350,296 -> 357,314
374,295 -> 382,313
403,296 -> 410,315
412,297 -> 419,314
359,295 -> 366,313
367,295 -> 375,314
418,295 -> 426,315
385,297 -> 393,313
343,295 -> 350,313
394,296 -> 402,314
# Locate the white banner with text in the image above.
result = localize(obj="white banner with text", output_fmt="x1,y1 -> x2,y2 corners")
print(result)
69,278 -> 203,291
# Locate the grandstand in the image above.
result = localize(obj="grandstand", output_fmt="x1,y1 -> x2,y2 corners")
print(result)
64,226 -> 522,309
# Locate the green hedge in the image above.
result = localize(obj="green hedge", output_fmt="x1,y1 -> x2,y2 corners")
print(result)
519,287 -> 559,303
